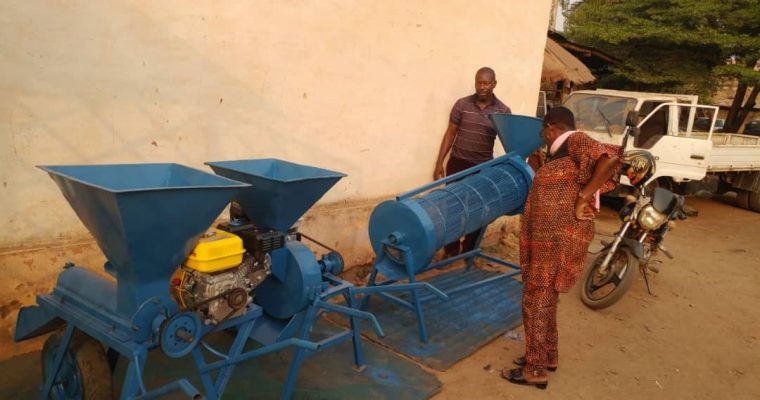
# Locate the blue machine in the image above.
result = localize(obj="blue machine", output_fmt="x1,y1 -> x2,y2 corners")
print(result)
356,114 -> 544,342
205,159 -> 384,388
14,161 -> 382,399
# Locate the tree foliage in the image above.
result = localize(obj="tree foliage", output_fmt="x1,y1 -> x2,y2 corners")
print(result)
565,0 -> 760,130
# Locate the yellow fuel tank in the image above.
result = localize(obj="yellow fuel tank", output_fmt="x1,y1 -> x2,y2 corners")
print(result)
184,228 -> 245,273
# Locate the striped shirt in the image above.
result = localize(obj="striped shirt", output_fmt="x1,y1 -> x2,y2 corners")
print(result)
449,94 -> 511,164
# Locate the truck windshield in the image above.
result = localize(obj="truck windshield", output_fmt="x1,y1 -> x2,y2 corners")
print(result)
563,94 -> 637,135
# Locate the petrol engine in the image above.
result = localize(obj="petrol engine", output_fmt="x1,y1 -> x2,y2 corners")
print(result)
171,228 -> 271,324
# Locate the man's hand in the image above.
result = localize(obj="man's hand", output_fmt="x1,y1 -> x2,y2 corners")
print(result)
434,163 -> 445,180
434,122 -> 459,181
575,198 -> 596,221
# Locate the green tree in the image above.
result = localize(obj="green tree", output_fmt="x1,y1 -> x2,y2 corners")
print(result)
565,0 -> 760,132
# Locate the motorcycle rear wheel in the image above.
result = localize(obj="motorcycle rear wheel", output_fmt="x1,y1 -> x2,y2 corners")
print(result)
580,247 -> 638,309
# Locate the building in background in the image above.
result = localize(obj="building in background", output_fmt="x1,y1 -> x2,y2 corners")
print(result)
0,1 -> 554,358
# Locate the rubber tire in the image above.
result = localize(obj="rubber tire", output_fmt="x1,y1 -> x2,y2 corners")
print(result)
749,192 -> 760,213
580,248 -> 638,310
736,191 -> 750,210
41,328 -> 113,400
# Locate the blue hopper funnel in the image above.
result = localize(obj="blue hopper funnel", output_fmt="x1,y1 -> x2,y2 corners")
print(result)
39,163 -> 250,315
490,114 -> 544,159
205,159 -> 346,232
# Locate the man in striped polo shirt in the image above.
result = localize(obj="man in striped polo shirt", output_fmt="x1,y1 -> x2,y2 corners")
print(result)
433,67 -> 512,258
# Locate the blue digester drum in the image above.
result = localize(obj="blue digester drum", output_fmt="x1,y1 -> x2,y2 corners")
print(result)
368,153 -> 534,279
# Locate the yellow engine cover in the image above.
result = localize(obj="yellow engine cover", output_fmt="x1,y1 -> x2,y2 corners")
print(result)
184,228 -> 245,273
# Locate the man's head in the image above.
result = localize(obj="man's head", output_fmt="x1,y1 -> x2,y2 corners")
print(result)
542,106 -> 576,147
474,67 -> 497,102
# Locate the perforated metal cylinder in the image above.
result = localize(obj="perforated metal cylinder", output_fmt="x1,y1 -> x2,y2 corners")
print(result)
416,161 -> 529,247
368,154 -> 534,279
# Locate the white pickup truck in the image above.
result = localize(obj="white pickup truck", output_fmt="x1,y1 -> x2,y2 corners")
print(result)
562,89 -> 760,212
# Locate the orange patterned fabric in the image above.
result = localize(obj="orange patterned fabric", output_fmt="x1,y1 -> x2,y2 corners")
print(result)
522,283 -> 558,376
518,131 -> 621,374
519,132 -> 622,292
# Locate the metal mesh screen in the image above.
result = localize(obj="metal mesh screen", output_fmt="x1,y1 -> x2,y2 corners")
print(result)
410,160 -> 529,249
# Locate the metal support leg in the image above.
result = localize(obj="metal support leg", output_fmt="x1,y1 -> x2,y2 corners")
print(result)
347,292 -> 367,370
213,320 -> 256,397
280,303 -> 320,400
193,347 -> 217,400
120,351 -> 148,400
360,266 -> 380,310
40,323 -> 76,398
404,250 -> 428,343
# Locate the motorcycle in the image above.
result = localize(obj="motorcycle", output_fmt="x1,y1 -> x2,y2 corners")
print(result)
580,150 -> 687,309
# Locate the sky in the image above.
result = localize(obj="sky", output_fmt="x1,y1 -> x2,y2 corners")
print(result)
554,0 -> 579,32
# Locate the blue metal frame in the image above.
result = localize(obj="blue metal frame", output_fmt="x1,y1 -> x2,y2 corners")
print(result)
357,117 -> 542,341
356,152 -> 535,343
260,272 -> 384,400
356,229 -> 521,342
17,159 -> 385,400
25,264 -> 382,400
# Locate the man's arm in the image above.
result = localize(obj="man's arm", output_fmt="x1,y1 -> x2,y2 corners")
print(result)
433,122 -> 459,180
575,154 -> 620,220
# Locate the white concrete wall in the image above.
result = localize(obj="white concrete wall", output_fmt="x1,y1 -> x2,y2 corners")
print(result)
1,0 -> 551,358
0,0 -> 551,250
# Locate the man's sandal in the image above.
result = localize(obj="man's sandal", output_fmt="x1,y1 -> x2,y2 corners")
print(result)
512,356 -> 558,372
500,367 -> 548,389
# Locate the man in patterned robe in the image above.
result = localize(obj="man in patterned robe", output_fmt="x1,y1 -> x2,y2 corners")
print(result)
503,106 -> 622,389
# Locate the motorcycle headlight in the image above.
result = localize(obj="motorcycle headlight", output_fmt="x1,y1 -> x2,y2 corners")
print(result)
637,204 -> 668,230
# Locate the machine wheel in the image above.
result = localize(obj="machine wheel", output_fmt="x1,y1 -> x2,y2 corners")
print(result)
736,191 -> 751,210
580,248 -> 638,310
41,328 -> 113,400
748,191 -> 760,213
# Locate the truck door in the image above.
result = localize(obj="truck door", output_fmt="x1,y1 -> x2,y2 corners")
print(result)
631,103 -> 716,183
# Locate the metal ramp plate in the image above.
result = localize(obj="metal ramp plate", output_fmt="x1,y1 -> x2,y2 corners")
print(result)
363,267 -> 523,371
0,321 -> 441,400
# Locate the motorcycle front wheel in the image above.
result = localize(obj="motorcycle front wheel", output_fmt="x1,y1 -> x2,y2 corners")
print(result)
580,247 -> 638,309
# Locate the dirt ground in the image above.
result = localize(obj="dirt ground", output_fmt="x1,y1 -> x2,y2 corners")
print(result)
2,195 -> 758,399
432,195 -> 760,400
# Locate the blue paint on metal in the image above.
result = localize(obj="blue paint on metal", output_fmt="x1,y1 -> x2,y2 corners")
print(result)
18,160 -> 381,400
205,159 -> 345,232
370,366 -> 403,387
490,113 -> 545,159
363,268 -> 524,371
255,241 -> 323,319
360,116 -> 540,344
41,323 -> 78,398
2,320 -> 443,400
160,312 -> 202,358
368,154 -> 533,280
37,163 -> 249,315
13,304 -> 61,342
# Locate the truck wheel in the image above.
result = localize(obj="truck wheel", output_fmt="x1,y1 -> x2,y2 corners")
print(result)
749,192 -> 760,213
41,328 -> 113,399
736,191 -> 750,210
